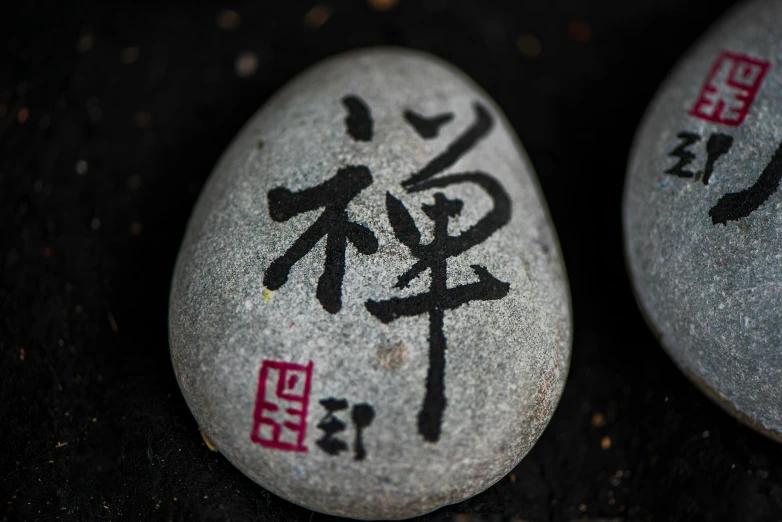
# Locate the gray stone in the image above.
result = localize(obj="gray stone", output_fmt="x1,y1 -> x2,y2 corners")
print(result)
624,0 -> 782,442
169,47 -> 572,519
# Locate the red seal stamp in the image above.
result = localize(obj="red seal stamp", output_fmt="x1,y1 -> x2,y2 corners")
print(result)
251,359 -> 313,452
689,51 -> 770,126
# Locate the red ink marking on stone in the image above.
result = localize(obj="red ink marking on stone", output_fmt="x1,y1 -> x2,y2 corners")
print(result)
251,359 -> 313,452
689,51 -> 770,127
288,322 -> 295,329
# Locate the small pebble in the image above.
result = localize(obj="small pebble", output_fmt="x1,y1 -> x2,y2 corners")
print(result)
216,9 -> 241,30
75,159 -> 88,175
234,51 -> 259,78
121,46 -> 140,64
17,107 -> 29,124
517,33 -> 542,58
624,0 -> 782,442
133,111 -> 152,128
129,222 -> 143,236
368,0 -> 398,11
77,33 -> 94,53
107,312 -> 118,332
170,48 -> 571,520
302,4 -> 332,29
567,20 -> 591,44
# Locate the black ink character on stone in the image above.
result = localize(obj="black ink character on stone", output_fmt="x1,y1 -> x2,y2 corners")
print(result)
265,94 -> 379,314
710,140 -> 782,224
665,131 -> 732,184
351,403 -> 375,461
366,102 -> 511,443
316,397 -> 349,456
701,133 -> 733,185
342,95 -> 373,141
316,397 -> 375,461
404,110 -> 454,139
264,166 -> 379,314
665,132 -> 699,178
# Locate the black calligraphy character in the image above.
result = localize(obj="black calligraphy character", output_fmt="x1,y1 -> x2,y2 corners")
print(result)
316,397 -> 349,456
710,140 -> 782,224
365,102 -> 512,443
665,131 -> 733,184
264,95 -> 378,313
700,133 -> 733,185
351,403 -> 375,461
404,110 -> 454,139
316,398 -> 375,460
665,132 -> 700,178
264,166 -> 378,313
342,95 -> 373,141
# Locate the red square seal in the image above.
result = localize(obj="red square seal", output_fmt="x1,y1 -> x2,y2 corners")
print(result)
689,51 -> 770,126
251,359 -> 313,452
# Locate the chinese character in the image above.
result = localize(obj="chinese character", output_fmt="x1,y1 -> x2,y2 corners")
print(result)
366,102 -> 512,443
689,51 -> 770,126
316,397 -> 375,461
404,110 -> 454,139
710,140 -> 782,224
251,359 -> 313,452
665,131 -> 733,184
263,94 -> 379,314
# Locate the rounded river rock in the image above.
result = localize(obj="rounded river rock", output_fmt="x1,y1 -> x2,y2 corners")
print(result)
170,47 -> 572,519
624,0 -> 782,442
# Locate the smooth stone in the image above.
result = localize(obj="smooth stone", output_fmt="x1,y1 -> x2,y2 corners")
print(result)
170,47 -> 572,519
624,0 -> 782,442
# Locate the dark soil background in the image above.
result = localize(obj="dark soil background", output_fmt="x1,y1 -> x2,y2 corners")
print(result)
3,1 -> 782,521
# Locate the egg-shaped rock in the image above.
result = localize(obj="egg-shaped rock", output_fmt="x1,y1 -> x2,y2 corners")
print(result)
624,0 -> 782,441
170,47 -> 572,519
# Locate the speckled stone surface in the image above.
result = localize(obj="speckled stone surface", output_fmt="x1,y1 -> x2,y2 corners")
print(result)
170,47 -> 571,520
624,0 -> 782,442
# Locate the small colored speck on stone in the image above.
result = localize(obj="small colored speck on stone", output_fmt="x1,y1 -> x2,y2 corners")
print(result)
263,288 -> 274,301
200,428 -> 218,451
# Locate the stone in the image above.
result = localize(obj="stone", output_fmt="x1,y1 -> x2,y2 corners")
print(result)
624,0 -> 782,442
169,47 -> 572,519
